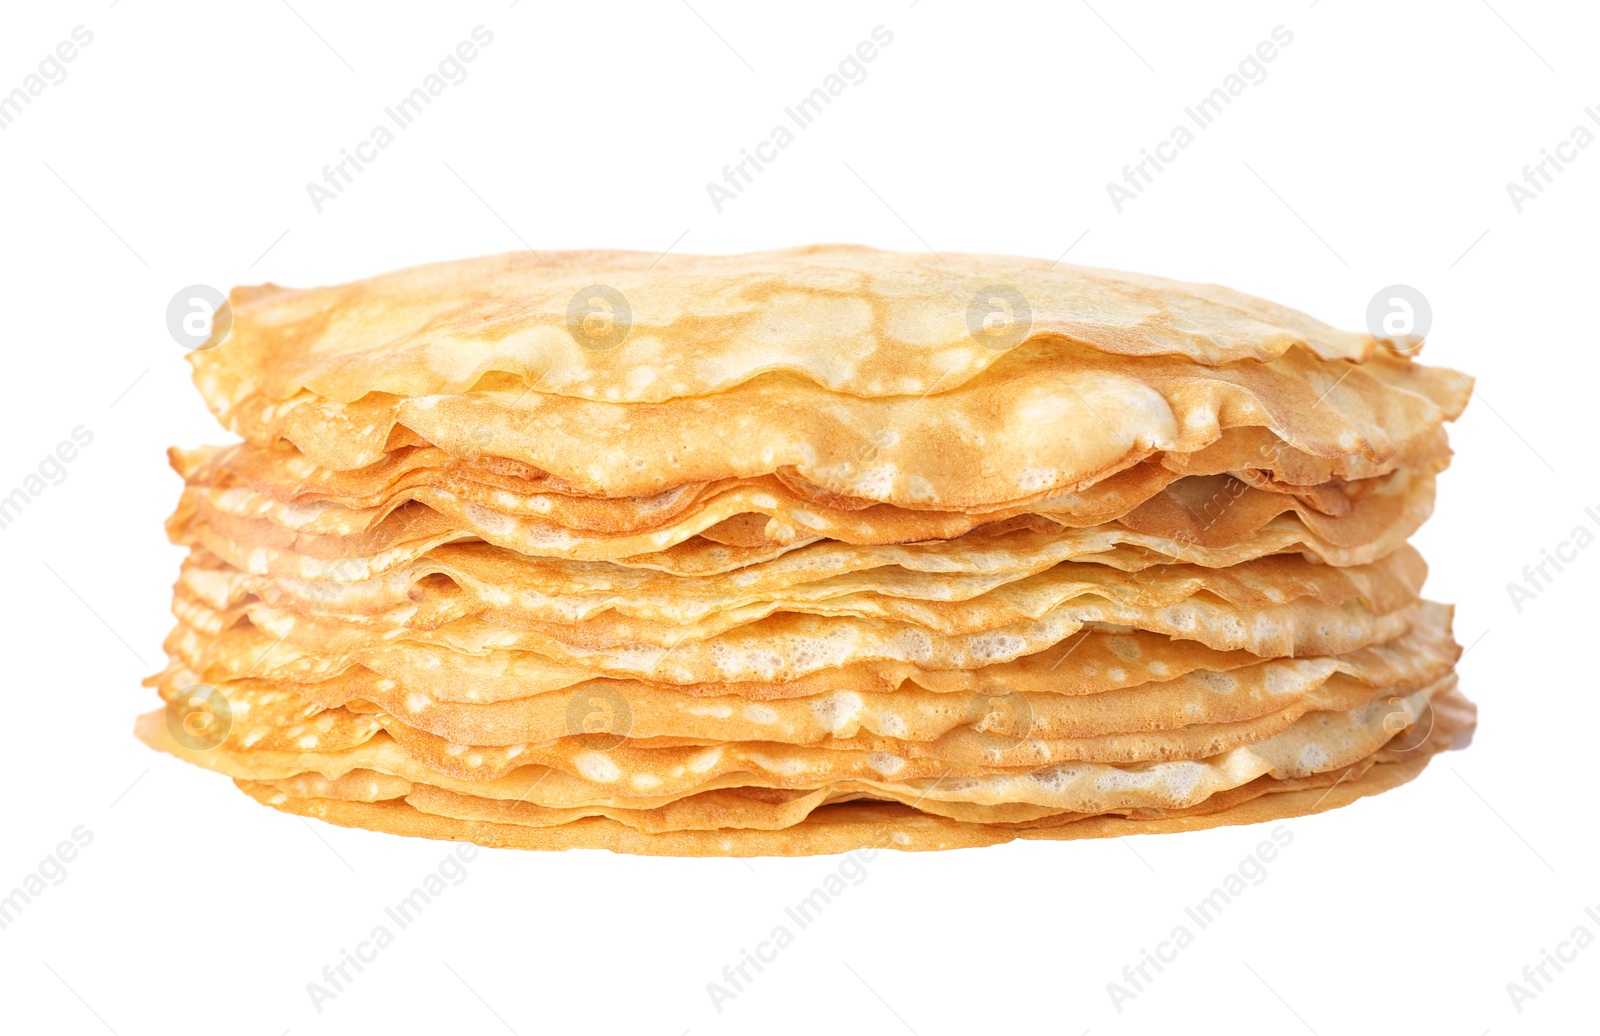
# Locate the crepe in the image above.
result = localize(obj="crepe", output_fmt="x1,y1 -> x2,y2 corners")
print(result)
228,749 -> 1441,855
194,337 -> 1466,506
136,678 -> 1466,806
174,542 -> 1426,637
147,602 -> 1459,748
143,685 -> 1473,854
140,246 -> 1477,855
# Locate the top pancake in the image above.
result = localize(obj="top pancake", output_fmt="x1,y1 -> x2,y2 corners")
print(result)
190,248 -> 1471,509
192,244 -> 1396,404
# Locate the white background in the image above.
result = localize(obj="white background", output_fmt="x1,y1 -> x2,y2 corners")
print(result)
0,1 -> 1593,1033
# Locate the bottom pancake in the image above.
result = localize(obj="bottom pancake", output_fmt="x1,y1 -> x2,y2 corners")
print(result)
225,693 -> 1469,856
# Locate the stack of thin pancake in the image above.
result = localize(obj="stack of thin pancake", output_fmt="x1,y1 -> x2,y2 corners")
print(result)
138,246 -> 1476,856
